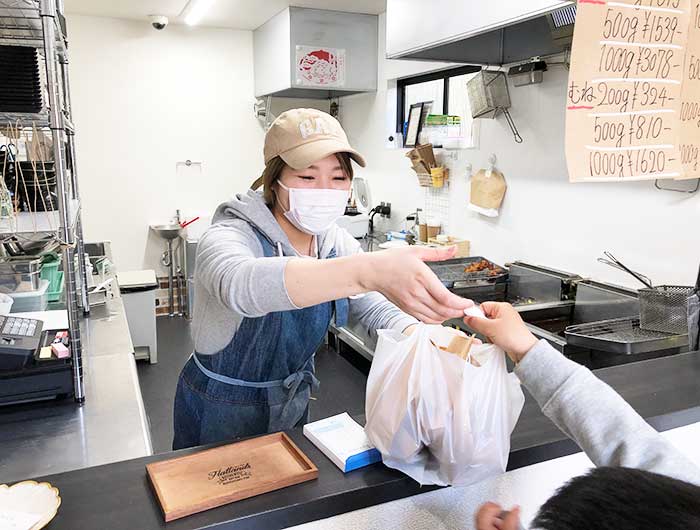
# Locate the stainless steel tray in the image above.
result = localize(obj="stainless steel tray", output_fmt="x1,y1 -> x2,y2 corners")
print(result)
0,256 -> 43,274
426,256 -> 508,288
565,317 -> 688,355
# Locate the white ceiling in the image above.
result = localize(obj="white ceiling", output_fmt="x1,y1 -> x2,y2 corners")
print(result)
63,0 -> 387,30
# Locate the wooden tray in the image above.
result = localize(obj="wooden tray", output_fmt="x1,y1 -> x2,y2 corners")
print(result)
146,432 -> 318,522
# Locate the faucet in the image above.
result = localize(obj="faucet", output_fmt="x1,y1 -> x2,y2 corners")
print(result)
175,209 -> 181,226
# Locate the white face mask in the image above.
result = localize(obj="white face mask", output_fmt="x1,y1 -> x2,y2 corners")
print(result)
277,181 -> 349,235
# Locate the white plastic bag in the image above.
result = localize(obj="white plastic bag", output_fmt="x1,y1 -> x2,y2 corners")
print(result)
365,324 -> 524,486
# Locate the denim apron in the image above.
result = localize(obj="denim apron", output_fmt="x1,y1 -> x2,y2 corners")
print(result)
172,227 -> 349,450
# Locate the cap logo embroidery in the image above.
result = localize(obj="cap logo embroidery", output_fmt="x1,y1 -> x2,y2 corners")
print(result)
299,117 -> 330,139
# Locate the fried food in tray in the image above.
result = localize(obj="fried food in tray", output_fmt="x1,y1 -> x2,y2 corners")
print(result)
463,259 -> 504,277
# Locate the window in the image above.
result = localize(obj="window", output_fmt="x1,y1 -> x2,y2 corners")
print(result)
396,65 -> 481,147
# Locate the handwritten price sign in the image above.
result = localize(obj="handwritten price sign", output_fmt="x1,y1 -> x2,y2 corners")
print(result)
566,0 -> 700,181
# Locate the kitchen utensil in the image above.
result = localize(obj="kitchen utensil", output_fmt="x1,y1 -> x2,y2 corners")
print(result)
597,258 -> 653,287
639,285 -> 694,335
466,70 -> 522,143
597,251 -> 653,288
427,256 -> 508,288
565,317 -> 688,355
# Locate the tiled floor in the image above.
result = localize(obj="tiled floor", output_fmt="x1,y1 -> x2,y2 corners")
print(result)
136,317 -> 368,454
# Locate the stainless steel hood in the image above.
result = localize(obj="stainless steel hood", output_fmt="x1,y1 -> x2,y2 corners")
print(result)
254,7 -> 378,99
386,2 -> 576,66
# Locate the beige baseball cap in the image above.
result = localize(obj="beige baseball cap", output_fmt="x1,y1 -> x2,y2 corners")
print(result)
263,108 -> 366,169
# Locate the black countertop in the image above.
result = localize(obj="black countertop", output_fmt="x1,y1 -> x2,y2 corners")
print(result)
21,350 -> 700,530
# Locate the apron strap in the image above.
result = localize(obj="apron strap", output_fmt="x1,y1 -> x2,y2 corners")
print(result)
334,298 -> 349,327
192,352 -> 283,388
192,353 -> 320,415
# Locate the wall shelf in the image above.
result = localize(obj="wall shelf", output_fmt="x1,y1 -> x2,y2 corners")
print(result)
1,0 -> 88,403
0,198 -> 80,237
0,0 -> 66,52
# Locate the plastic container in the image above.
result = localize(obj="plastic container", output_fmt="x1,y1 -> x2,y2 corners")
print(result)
0,256 -> 44,293
40,255 -> 61,286
0,270 -> 41,293
47,271 -> 64,303
9,279 -> 49,312
426,218 -> 441,240
430,167 -> 445,188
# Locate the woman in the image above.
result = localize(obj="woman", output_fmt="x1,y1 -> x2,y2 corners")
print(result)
173,108 -> 473,449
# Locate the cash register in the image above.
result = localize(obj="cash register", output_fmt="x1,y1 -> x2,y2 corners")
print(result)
0,315 -> 74,404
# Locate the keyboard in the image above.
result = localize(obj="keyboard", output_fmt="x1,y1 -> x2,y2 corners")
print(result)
0,316 -> 44,370
2,316 -> 40,337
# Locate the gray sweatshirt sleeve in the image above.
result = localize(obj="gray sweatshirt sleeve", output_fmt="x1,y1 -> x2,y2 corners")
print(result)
332,228 -> 418,335
196,221 -> 299,317
514,340 -> 700,485
348,291 -> 419,336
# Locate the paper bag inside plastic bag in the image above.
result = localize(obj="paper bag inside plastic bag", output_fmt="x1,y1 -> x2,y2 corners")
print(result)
365,324 -> 524,486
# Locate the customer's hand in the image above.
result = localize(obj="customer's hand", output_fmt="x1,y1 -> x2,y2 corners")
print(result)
463,302 -> 538,363
475,502 -> 521,530
364,246 -> 474,324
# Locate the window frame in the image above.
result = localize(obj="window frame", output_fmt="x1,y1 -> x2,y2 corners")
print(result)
395,65 -> 482,135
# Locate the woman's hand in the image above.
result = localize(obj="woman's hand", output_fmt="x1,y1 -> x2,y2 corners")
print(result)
362,246 -> 474,324
475,503 -> 521,530
464,302 -> 538,363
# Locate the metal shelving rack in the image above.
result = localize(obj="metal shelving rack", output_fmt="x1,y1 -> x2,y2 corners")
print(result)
0,0 -> 89,402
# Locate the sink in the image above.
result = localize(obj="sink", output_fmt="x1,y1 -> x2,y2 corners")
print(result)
150,224 -> 181,240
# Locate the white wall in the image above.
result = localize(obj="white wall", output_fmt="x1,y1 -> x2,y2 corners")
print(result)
341,14 -> 700,288
68,15 -> 265,274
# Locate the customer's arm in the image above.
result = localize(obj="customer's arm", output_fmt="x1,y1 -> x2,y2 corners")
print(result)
465,302 -> 700,486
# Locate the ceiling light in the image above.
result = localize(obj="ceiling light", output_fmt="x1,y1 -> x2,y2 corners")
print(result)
181,0 -> 216,26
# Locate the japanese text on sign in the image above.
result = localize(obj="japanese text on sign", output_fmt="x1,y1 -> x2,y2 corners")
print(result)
566,0 -> 700,182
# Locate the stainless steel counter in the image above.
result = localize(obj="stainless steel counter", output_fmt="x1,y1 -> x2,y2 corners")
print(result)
0,291 -> 152,484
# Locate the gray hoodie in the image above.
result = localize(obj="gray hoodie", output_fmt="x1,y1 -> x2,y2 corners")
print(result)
191,190 -> 418,355
517,339 -> 700,486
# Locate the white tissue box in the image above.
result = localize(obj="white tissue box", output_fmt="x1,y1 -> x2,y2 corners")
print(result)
303,413 -> 381,472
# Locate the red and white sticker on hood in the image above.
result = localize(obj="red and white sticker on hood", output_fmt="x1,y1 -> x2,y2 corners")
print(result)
295,45 -> 346,88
